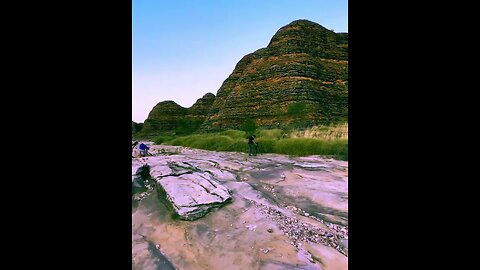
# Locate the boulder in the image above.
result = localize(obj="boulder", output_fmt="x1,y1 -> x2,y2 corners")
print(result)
157,172 -> 232,220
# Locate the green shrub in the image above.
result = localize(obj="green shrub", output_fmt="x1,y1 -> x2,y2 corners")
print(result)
257,129 -> 284,140
219,129 -> 246,139
156,128 -> 347,160
274,138 -> 347,159
255,138 -> 276,153
154,136 -> 173,145
175,119 -> 203,135
241,118 -> 257,134
287,102 -> 306,116
227,139 -> 249,152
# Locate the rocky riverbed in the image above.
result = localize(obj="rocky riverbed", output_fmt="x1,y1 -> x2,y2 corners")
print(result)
132,143 -> 348,270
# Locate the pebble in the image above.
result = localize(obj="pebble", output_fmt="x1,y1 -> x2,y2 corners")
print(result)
258,204 -> 348,256
261,247 -> 272,254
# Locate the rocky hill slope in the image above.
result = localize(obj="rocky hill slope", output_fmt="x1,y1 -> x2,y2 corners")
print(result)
202,19 -> 347,131
137,19 -> 347,135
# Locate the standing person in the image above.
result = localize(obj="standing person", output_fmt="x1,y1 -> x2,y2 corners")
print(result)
247,135 -> 257,156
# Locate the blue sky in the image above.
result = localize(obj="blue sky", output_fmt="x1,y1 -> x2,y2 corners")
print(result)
132,0 -> 348,123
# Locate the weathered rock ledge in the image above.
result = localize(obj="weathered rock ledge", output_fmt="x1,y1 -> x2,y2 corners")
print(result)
134,156 -> 232,220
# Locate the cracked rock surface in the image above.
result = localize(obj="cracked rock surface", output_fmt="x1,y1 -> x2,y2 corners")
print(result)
133,143 -> 348,270
133,153 -> 233,221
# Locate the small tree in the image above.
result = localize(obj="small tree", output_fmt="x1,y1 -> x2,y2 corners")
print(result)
287,102 -> 306,116
175,119 -> 202,135
242,118 -> 257,134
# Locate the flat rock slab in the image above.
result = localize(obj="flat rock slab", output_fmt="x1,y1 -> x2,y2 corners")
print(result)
158,172 -> 232,220
139,155 -> 233,220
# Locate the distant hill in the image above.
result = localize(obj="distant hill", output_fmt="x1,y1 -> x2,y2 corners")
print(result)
140,93 -> 215,136
136,19 -> 347,136
132,121 -> 143,135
